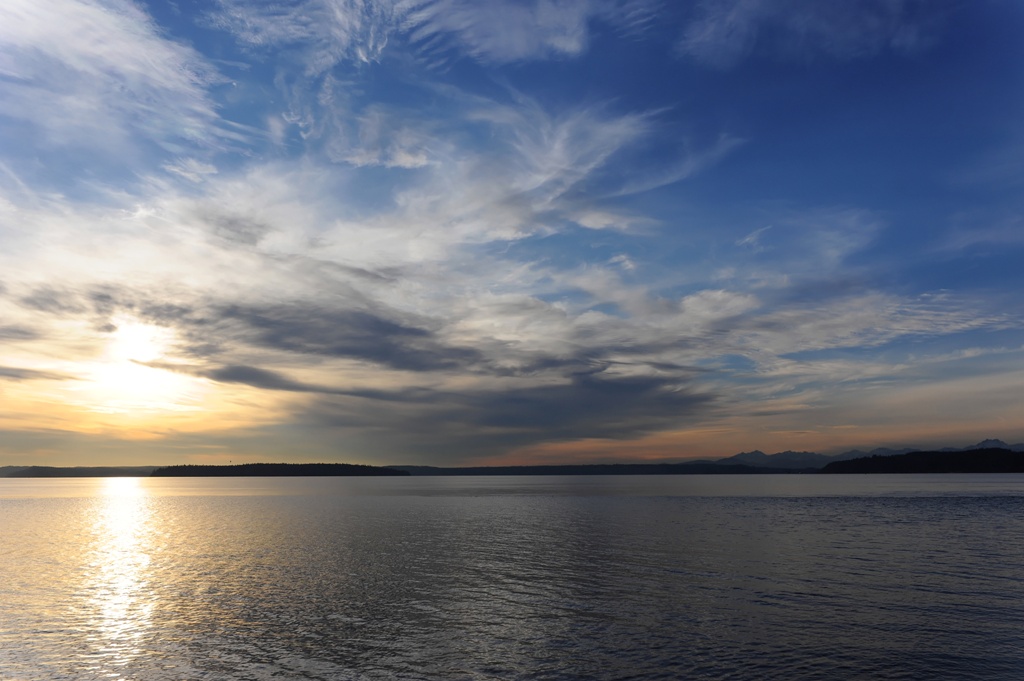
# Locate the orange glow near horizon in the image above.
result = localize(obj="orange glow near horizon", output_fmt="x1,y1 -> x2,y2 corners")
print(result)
0,317 -> 299,446
1,314 -> 1021,466
477,418 -> 1020,467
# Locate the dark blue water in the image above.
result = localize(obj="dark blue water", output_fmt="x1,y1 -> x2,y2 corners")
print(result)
2,475 -> 1023,679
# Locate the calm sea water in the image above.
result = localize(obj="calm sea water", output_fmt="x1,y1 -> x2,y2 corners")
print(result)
2,474 -> 1024,680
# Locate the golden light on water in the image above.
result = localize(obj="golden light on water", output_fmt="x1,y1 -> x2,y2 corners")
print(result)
80,477 -> 155,676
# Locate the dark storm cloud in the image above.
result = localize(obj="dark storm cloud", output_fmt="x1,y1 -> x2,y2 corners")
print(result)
218,303 -> 485,371
463,373 -> 712,436
138,360 -> 325,393
140,360 -> 431,403
207,364 -> 326,392
300,372 -> 717,462
202,364 -> 403,400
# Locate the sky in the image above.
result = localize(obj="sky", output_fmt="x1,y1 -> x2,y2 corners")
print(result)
1,0 -> 1023,467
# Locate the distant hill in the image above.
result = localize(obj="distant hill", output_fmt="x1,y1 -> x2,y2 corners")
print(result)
715,450 -> 832,470
966,439 -> 1024,451
388,462 -> 796,476
150,463 -> 408,477
714,439 -> 1024,470
821,448 -> 1024,474
829,447 -> 918,462
5,466 -> 159,478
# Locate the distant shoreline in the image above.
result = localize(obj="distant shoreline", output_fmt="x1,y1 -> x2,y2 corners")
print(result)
3,448 -> 1024,477
820,448 -> 1024,474
150,463 -> 408,477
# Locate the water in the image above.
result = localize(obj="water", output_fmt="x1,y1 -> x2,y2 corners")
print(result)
2,475 -> 1024,680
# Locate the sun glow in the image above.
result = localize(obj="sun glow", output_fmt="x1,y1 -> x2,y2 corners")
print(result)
0,314 -> 294,440
76,320 -> 205,415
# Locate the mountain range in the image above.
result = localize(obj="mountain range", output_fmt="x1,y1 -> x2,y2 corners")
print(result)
710,439 -> 1024,470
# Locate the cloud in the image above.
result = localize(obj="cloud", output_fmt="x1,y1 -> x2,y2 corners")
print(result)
215,303 -> 485,372
163,158 -> 220,183
18,286 -> 88,314
457,96 -> 653,212
0,0 -> 225,154
0,161 -> 1012,462
718,292 -> 1009,381
676,0 -> 947,68
0,325 -> 40,341
736,225 -> 771,250
937,213 -> 1024,253
404,0 -> 663,65
609,254 -> 636,271
211,0 -> 399,71
439,373 -> 712,438
0,366 -> 69,381
716,207 -> 883,289
269,94 -> 661,264
570,209 -> 654,232
615,132 -> 746,196
334,107 -> 433,168
300,371 -> 716,462
406,0 -> 588,63
163,362 -> 351,395
211,0 -> 660,70
203,364 -> 343,394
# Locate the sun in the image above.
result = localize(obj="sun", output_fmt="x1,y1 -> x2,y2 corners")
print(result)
74,319 -> 206,416
3,316 -> 289,438
108,322 -> 170,364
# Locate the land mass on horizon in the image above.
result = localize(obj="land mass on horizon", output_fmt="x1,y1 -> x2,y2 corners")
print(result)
821,448 -> 1024,474
149,463 -> 409,477
2,440 -> 1024,477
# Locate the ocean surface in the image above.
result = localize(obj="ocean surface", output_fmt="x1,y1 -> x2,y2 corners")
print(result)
2,474 -> 1024,680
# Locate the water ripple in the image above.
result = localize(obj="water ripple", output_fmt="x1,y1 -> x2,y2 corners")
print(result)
2,478 -> 1024,679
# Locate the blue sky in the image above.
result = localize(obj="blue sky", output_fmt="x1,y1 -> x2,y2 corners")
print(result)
1,0 -> 1023,466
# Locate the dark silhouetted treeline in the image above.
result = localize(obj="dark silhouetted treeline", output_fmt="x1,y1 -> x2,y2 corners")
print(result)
821,448 -> 1024,474
5,466 -> 158,478
388,462 -> 807,476
150,463 -> 409,477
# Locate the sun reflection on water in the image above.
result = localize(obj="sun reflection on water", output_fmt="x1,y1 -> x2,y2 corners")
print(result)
80,478 -> 155,677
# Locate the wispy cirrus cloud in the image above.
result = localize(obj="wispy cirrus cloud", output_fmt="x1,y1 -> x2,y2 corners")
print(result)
211,0 -> 398,70
403,0 -> 659,64
211,0 -> 660,70
0,0 -> 227,156
936,213 -> 1024,253
676,0 -> 947,68
615,132 -> 745,196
